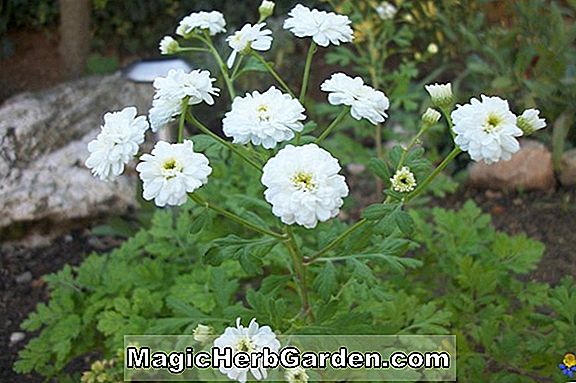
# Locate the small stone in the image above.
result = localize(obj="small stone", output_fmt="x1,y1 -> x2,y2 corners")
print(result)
64,234 -> 73,242
346,163 -> 366,175
559,148 -> 576,186
10,332 -> 25,346
468,139 -> 555,191
15,271 -> 32,284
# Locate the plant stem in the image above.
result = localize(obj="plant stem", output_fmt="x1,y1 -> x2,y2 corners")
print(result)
405,147 -> 461,202
186,112 -> 263,172
178,47 -> 210,53
315,107 -> 349,144
285,226 -> 313,321
178,101 -> 188,143
252,52 -> 295,98
189,193 -> 286,240
299,41 -> 316,104
307,219 -> 368,262
202,31 -> 236,99
396,124 -> 427,169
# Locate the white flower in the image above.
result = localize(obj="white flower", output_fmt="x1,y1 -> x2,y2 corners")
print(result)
517,108 -> 546,135
226,23 -> 273,68
321,73 -> 389,125
390,166 -> 417,193
422,107 -> 441,125
176,11 -> 226,37
223,86 -> 306,149
376,2 -> 397,20
427,43 -> 439,55
149,69 -> 219,132
284,4 -> 353,47
159,36 -> 179,55
85,107 -> 148,181
213,318 -> 280,383
259,0 -> 275,20
193,324 -> 214,343
136,140 -> 211,207
451,95 -> 523,164
425,83 -> 453,108
285,367 -> 309,383
261,144 -> 349,229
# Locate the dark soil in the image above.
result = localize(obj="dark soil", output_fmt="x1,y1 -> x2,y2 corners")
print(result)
1,231 -> 123,383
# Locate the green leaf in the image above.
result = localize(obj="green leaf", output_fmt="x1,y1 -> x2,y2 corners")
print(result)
368,158 -> 391,180
394,210 -> 415,236
362,203 -> 397,220
313,261 -> 338,301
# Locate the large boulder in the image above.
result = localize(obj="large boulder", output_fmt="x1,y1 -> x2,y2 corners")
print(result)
468,139 -> 556,191
0,73 -> 153,237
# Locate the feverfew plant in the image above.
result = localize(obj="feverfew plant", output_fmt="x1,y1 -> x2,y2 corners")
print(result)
17,3 -> 569,383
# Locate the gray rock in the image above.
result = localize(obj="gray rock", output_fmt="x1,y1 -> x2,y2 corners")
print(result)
468,139 -> 555,191
9,332 -> 25,346
15,271 -> 32,284
559,148 -> 576,186
0,73 -> 153,234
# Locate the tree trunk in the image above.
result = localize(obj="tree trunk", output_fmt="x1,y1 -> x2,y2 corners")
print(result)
59,0 -> 91,79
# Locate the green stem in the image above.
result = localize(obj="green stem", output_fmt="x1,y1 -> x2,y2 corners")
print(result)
405,147 -> 461,202
285,226 -> 313,321
178,47 -> 210,53
186,112 -> 262,172
299,41 -> 317,104
307,219 -> 368,262
201,31 -> 236,99
189,194 -> 286,240
396,124 -> 428,169
315,107 -> 349,144
252,52 -> 295,98
178,101 -> 188,143
230,54 -> 244,80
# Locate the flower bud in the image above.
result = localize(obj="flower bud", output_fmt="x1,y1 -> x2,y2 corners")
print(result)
390,166 -> 417,193
258,0 -> 275,21
427,43 -> 439,55
159,36 -> 180,55
285,367 -> 310,383
193,324 -> 214,343
516,108 -> 546,135
425,83 -> 453,109
422,107 -> 441,125
376,2 -> 397,20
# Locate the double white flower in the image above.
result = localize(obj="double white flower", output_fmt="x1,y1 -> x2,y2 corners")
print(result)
85,107 -> 149,181
214,318 -> 280,383
149,69 -> 219,132
321,73 -> 389,125
226,23 -> 273,68
451,95 -> 523,164
262,144 -> 349,229
136,140 -> 212,207
176,11 -> 226,37
223,86 -> 306,149
284,4 -> 353,47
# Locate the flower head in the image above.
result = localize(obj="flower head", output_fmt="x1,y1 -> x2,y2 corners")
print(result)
517,108 -> 546,135
149,69 -> 219,132
321,73 -> 389,125
176,11 -> 226,37
390,166 -> 417,193
259,0 -> 275,21
213,318 -> 280,383
226,23 -> 272,68
285,367 -> 309,383
376,2 -> 397,20
85,107 -> 149,181
193,324 -> 214,343
425,83 -> 453,108
159,36 -> 179,55
136,140 -> 211,207
284,4 -> 353,47
452,95 -> 523,164
262,144 -> 349,229
422,107 -> 441,125
223,86 -> 306,149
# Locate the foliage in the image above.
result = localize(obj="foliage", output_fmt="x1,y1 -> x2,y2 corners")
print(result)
14,199 -> 574,381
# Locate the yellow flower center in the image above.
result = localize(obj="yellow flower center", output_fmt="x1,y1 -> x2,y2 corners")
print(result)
564,353 -> 576,368
256,104 -> 271,122
483,114 -> 502,133
236,338 -> 254,353
292,171 -> 316,192
161,158 -> 183,179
